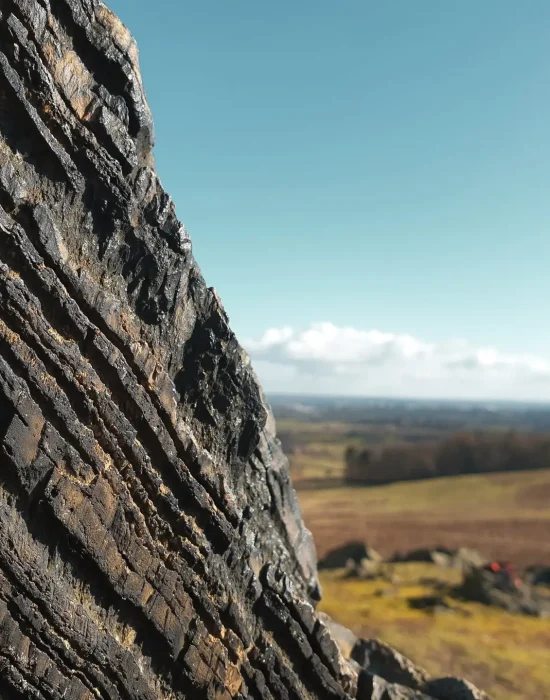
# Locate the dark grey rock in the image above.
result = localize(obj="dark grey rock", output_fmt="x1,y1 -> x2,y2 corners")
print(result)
457,566 -> 550,617
319,541 -> 382,569
318,612 -> 359,660
391,547 -> 455,566
357,672 -> 434,700
352,638 -> 430,690
424,677 -> 490,700
0,2 -> 343,697
524,565 -> 550,587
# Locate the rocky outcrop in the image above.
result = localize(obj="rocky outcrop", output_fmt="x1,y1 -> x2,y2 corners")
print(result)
319,541 -> 382,570
351,639 -> 489,700
457,566 -> 550,617
0,2 -> 337,697
352,639 -> 430,691
0,2 -> 489,699
524,565 -> 550,587
391,547 -> 487,571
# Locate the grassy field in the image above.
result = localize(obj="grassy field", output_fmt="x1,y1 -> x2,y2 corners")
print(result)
283,418 -> 550,568
298,469 -> 550,569
318,564 -> 550,700
298,473 -> 550,699
277,419 -> 353,481
281,417 -> 550,697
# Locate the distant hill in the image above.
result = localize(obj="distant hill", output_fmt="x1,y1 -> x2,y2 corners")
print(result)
270,394 -> 550,432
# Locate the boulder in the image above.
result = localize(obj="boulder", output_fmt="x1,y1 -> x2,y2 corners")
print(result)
353,641 -> 489,699
408,595 -> 456,614
524,565 -> 550,587
457,566 -> 550,617
0,1 -> 345,696
319,540 -> 382,569
357,672 -> 433,700
345,557 -> 383,580
352,638 -> 430,690
318,611 -> 358,659
392,547 -> 455,566
425,677 -> 490,699
450,548 -> 488,571
392,546 -> 487,571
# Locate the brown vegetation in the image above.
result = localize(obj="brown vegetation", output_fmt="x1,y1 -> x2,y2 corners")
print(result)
299,469 -> 550,571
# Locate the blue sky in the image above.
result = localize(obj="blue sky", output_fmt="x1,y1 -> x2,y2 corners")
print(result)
109,0 -> 550,399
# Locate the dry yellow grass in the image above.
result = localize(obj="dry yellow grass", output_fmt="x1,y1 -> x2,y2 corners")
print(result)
319,564 -> 550,700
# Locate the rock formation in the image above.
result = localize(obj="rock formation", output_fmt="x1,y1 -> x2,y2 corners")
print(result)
319,541 -> 381,571
0,2 -> 488,698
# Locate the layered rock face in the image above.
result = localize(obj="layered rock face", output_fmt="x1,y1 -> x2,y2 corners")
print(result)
0,2 -> 487,699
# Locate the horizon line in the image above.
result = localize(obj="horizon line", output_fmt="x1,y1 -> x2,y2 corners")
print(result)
266,391 -> 550,407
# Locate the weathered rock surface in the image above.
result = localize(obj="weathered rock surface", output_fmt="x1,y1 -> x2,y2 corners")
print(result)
352,639 -> 430,691
344,558 -> 383,581
350,639 -> 489,700
424,678 -> 489,700
0,1 -> 490,698
0,2 -> 341,697
356,672 -> 433,700
318,612 -> 358,660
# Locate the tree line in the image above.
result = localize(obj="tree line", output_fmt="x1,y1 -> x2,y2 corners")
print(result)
345,431 -> 550,485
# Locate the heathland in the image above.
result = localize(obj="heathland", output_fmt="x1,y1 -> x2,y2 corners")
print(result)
273,396 -> 550,699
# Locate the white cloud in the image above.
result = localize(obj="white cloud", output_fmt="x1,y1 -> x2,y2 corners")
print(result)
243,323 -> 550,400
247,323 -> 432,367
